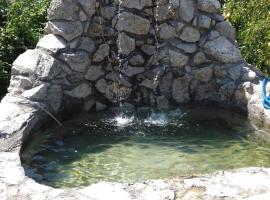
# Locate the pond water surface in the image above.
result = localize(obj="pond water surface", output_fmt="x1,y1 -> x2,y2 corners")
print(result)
21,106 -> 270,188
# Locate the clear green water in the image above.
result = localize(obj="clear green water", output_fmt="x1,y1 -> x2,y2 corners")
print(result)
21,107 -> 270,188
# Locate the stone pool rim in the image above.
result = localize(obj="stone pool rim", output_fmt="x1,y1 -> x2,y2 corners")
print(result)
1,105 -> 270,199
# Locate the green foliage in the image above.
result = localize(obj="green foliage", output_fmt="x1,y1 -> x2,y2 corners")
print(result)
0,0 -> 50,96
223,0 -> 270,74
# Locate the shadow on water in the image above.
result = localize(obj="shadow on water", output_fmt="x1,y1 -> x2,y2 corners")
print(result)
20,105 -> 270,188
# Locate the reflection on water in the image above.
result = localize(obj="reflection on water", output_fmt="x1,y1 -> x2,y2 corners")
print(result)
21,106 -> 270,188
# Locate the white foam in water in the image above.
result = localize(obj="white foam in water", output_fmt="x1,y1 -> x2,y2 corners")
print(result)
114,114 -> 134,127
144,112 -> 169,126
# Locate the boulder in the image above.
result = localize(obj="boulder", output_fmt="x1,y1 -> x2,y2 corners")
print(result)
85,65 -> 105,81
197,0 -> 221,13
78,0 -> 96,17
37,34 -> 68,54
95,79 -> 107,94
59,51 -> 90,73
65,83 -> 92,98
154,4 -> 174,22
179,0 -> 196,22
129,54 -> 145,66
198,15 -> 212,29
168,50 -> 189,67
93,44 -> 110,62
215,21 -> 236,42
105,83 -> 132,103
191,52 -> 208,66
180,26 -> 200,42
169,39 -> 198,53
121,66 -> 145,77
158,23 -> 177,40
12,49 -> 63,81
141,45 -> 156,56
77,37 -> 96,53
48,85 -> 62,113
193,66 -> 214,82
115,12 -> 150,35
141,79 -> 159,90
22,84 -> 48,101
117,33 -> 135,55
203,36 -> 242,63
47,0 -> 78,20
47,21 -> 83,41
100,6 -> 116,20
116,0 -> 152,10
172,75 -> 191,103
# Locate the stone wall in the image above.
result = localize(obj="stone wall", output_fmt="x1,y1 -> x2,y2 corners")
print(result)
0,0 -> 270,150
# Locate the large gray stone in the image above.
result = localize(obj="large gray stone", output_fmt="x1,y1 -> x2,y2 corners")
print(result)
191,52 -> 208,66
141,79 -> 159,90
158,23 -> 177,40
93,44 -> 110,62
48,85 -> 62,113
198,15 -> 212,29
12,49 -> 63,81
203,36 -> 242,63
77,37 -> 96,53
228,65 -> 242,81
169,39 -> 198,53
172,75 -> 191,103
159,72 -> 173,97
100,6 -> 116,20
179,0 -> 196,22
117,32 -> 135,55
106,72 -> 132,87
65,83 -> 92,98
12,50 -> 41,76
85,65 -> 105,81
197,0 -> 221,13
8,76 -> 32,93
168,50 -> 189,67
180,26 -> 200,42
219,81 -> 236,101
215,21 -> 236,42
78,0 -> 96,17
129,54 -> 145,66
105,83 -> 132,103
37,34 -> 68,54
95,79 -> 107,94
47,21 -> 83,41
193,66 -> 214,82
141,45 -> 156,56
115,12 -> 150,35
22,84 -> 48,101
116,0 -> 152,10
156,95 -> 170,109
0,102 -> 36,137
121,66 -> 145,77
154,4 -> 174,22
59,51 -> 90,73
47,0 -> 78,20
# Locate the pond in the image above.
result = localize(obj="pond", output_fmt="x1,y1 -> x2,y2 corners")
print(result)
21,106 -> 270,188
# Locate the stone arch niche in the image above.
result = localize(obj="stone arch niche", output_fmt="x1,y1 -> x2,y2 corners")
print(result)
0,0 -> 269,150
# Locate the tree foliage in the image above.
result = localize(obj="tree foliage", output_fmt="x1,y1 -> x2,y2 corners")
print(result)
223,0 -> 270,74
0,0 -> 50,96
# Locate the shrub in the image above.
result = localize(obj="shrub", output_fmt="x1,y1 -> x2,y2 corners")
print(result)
0,0 -> 50,97
223,0 -> 270,74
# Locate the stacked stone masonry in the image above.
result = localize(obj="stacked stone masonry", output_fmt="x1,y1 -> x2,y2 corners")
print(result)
1,0 -> 270,149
